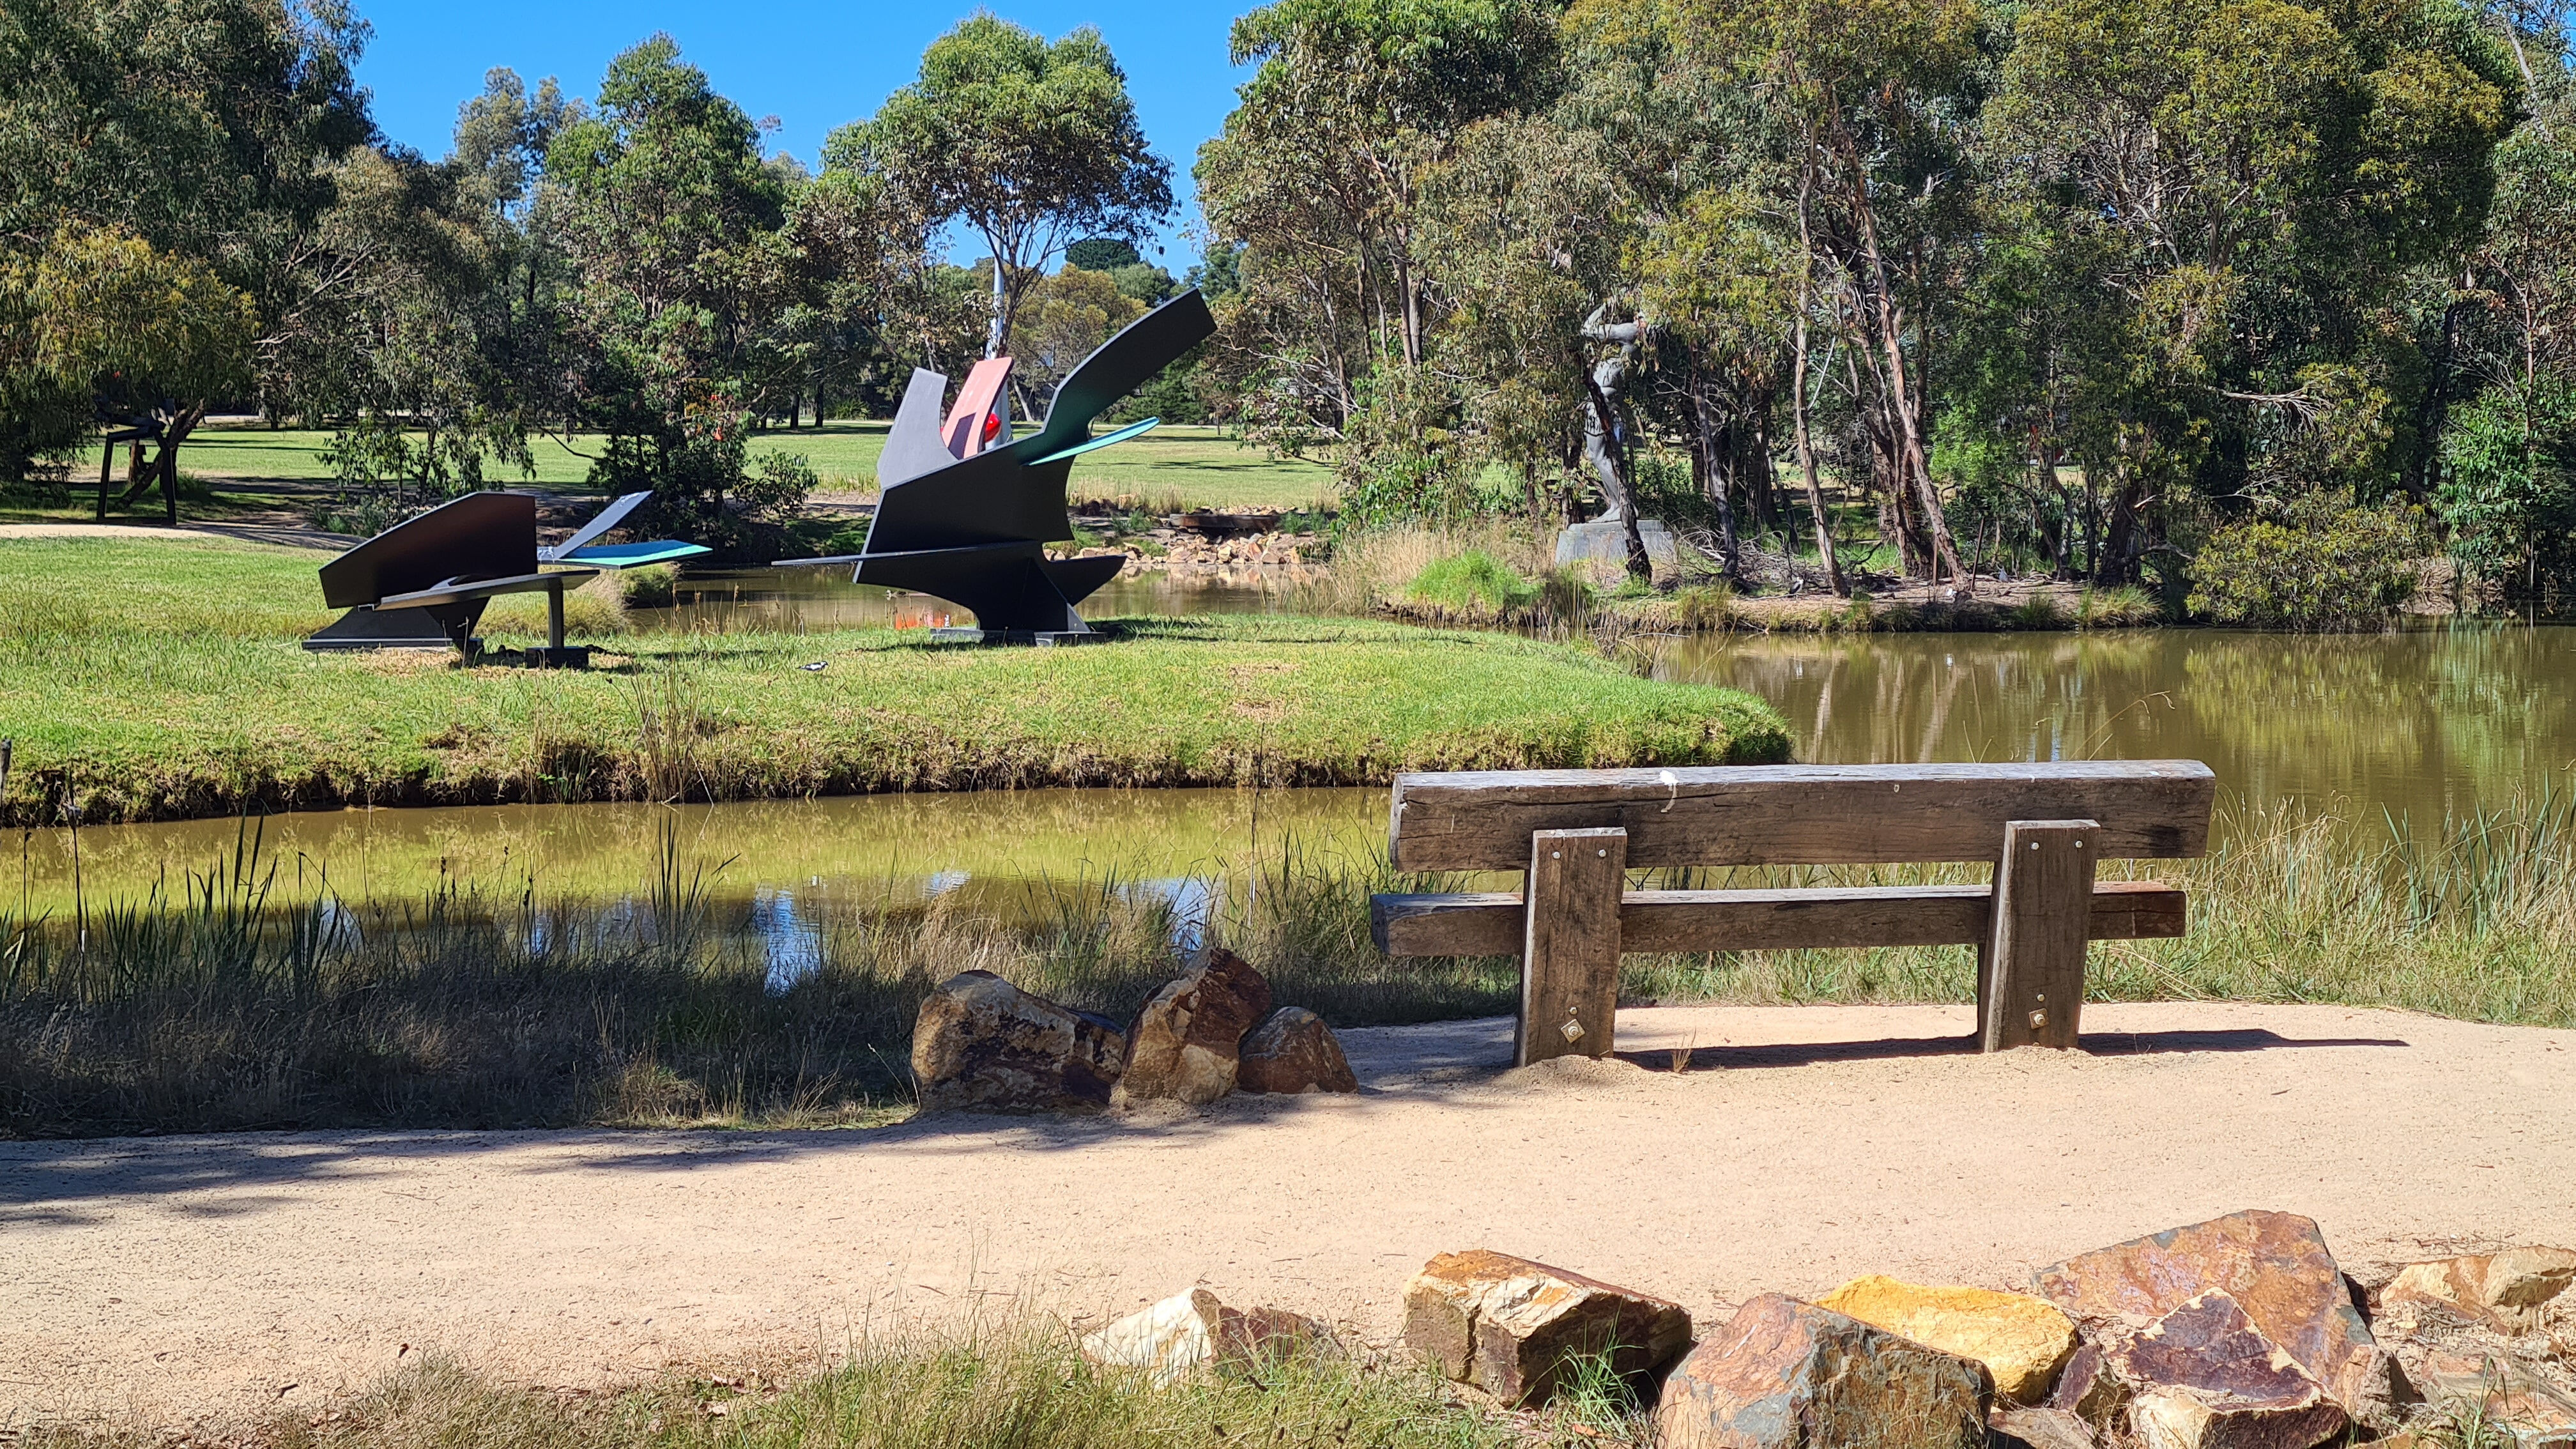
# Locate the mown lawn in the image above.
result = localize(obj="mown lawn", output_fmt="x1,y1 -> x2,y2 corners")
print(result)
0,534 -> 1790,825
156,420 -> 1336,510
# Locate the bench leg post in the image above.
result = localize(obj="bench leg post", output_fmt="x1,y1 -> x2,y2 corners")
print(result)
1980,818 -> 2100,1052
1520,827 -> 1627,1067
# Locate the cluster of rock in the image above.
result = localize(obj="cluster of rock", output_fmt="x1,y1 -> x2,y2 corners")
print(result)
1070,528 -> 1318,583
1074,1211 -> 2576,1449
908,949 -> 1357,1114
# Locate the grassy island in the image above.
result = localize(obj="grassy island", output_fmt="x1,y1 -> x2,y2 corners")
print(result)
0,533 -> 1791,825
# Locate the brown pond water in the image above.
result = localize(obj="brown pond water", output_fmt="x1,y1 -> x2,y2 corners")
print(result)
15,566 -> 2573,928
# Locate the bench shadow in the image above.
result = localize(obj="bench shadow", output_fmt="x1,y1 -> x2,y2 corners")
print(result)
1617,1027 -> 2411,1072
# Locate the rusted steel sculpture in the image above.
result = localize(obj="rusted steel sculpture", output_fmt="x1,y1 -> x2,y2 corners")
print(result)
307,490 -> 709,666
775,288 -> 1216,641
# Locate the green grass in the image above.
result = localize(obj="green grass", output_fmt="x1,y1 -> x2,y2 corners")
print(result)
0,534 -> 1790,825
28,1322 -> 1610,1449
121,420 -> 1335,511
1404,549 -> 1540,618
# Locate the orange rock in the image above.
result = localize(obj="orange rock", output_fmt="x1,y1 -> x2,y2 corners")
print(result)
1402,1249 -> 1690,1407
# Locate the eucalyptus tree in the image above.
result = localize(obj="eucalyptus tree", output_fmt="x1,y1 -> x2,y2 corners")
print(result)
2437,20 -> 2576,592
1981,0 -> 2515,583
832,17 -> 1170,360
0,0 -> 370,491
544,36 -> 791,526
1197,0 -> 1558,455
1675,0 -> 1981,588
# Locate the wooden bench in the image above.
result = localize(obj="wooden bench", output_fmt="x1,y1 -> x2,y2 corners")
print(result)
1368,761 -> 2216,1063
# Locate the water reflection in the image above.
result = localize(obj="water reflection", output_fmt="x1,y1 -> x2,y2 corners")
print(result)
1659,624 -> 2576,827
4,788 -> 1384,921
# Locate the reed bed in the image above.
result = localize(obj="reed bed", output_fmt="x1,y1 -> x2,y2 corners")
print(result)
6,793 -> 2575,1138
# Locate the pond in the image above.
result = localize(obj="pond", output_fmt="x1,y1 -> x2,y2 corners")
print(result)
15,565 -> 2574,926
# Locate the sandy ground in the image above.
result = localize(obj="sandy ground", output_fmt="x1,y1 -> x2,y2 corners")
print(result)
6,1001 -> 2573,1428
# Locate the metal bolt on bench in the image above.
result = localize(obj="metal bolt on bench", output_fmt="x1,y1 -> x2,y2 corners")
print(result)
1367,762 -> 2218,1065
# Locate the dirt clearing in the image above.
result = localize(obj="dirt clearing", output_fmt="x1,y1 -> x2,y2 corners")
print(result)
6,1001 -> 2571,1426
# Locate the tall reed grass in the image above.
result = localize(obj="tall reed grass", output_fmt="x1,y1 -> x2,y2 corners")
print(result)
7,793 -> 2575,1138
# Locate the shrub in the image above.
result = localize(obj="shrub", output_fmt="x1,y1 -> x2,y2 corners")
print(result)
2076,585 -> 2160,628
1675,582 -> 1736,631
1406,549 -> 1537,616
618,563 -> 679,609
2009,594 -> 2064,630
2187,498 -> 2426,631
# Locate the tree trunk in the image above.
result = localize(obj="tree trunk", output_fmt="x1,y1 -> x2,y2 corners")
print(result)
1690,385 -> 1741,581
1790,159 -> 1847,596
1837,132 -> 1966,591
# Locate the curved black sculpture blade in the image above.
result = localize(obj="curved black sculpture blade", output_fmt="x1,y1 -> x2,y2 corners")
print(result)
319,493 -> 535,609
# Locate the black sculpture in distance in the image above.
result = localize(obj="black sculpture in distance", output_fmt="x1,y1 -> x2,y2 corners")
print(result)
775,288 -> 1218,640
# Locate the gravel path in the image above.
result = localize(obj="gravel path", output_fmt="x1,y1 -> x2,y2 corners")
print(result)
6,1001 -> 2572,1428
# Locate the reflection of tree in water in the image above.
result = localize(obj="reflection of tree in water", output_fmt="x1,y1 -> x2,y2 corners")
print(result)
1674,628 -> 2576,828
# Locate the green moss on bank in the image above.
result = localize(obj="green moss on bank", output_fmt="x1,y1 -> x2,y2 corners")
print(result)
0,535 -> 1791,824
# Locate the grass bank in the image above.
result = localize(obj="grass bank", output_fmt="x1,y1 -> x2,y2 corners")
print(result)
0,535 -> 1790,826
8,792 -> 2576,1138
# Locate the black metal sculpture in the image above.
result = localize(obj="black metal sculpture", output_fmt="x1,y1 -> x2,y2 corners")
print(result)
775,288 -> 1218,640
307,491 -> 709,666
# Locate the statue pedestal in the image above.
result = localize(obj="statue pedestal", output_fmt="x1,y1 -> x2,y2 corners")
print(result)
1555,517 -> 1678,577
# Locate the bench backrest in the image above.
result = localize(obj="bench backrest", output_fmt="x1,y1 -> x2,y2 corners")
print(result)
1387,761 -> 2217,871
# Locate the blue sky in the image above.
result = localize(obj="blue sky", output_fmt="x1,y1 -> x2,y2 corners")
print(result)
350,0 -> 1257,266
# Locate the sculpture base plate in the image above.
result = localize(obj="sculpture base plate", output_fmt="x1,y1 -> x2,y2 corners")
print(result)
522,646 -> 592,670
928,627 -> 1105,647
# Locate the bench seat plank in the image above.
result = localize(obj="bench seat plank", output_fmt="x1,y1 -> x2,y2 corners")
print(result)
1388,762 -> 2216,871
1372,880 -> 2186,958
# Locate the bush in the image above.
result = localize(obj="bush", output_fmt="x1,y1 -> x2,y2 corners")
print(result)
2186,498 -> 2426,630
618,563 -> 679,609
1406,549 -> 1537,616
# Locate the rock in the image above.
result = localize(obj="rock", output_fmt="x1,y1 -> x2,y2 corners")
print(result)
1654,1293 -> 1988,1449
1236,1007 -> 1358,1094
1401,1249 -> 1692,1407
2033,1210 -> 2391,1423
1112,948 -> 1275,1108
2107,1288 -> 2349,1449
2382,1248 -> 2576,1335
1556,517 -> 1680,575
1079,1288 -> 1326,1385
909,970 -> 1126,1114
1991,1405 -> 2101,1449
2049,1342 -> 2130,1428
1816,1275 -> 2080,1404
2405,1349 -> 2576,1448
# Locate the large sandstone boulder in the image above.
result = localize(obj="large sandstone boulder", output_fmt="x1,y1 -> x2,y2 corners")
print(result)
2033,1210 -> 2392,1427
2381,1248 -> 2576,1335
1400,1250 -> 1691,1407
1113,948 -> 1275,1108
1079,1288 -> 1326,1385
1655,1293 -> 1988,1449
1816,1275 -> 2079,1404
2106,1289 -> 2349,1449
1236,1006 -> 1358,1094
909,970 -> 1127,1114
